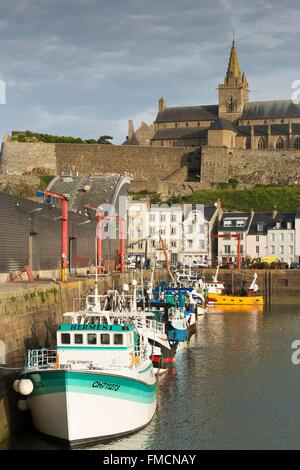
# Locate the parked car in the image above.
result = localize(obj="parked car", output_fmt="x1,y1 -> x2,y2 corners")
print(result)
290,262 -> 300,269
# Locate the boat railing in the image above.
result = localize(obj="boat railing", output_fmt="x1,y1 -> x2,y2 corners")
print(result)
25,341 -> 150,371
134,317 -> 165,336
26,348 -> 57,369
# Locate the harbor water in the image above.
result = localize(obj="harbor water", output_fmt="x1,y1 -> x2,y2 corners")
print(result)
2,303 -> 300,450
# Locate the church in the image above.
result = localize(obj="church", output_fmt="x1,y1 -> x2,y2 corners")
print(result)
124,40 -> 300,150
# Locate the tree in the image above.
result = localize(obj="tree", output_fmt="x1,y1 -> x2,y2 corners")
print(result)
97,135 -> 113,144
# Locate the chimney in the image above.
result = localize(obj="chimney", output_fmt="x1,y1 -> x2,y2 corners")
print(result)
128,120 -> 134,139
272,206 -> 278,218
158,97 -> 167,112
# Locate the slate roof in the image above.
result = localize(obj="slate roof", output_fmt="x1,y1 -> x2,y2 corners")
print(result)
151,127 -> 208,141
248,212 -> 275,235
241,100 -> 300,120
209,118 -> 235,131
155,105 -> 219,123
219,211 -> 252,232
204,205 -> 218,221
237,123 -> 300,137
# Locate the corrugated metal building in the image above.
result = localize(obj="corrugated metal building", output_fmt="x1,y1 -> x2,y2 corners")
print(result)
0,173 -> 131,274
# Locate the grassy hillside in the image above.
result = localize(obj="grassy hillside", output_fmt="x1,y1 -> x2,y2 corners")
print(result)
170,186 -> 300,212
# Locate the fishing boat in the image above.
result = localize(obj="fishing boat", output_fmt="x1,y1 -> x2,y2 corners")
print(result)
13,292 -> 157,445
207,273 -> 264,306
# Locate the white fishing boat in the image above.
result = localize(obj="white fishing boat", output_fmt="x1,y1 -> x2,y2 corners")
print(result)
13,299 -> 157,445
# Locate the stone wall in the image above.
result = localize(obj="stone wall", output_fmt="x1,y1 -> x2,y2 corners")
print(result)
3,140 -> 300,194
1,142 -> 56,176
200,146 -> 300,186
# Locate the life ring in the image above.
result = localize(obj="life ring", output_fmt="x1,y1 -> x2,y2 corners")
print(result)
129,352 -> 134,368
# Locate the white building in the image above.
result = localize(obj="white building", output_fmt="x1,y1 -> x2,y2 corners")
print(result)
127,199 -> 221,267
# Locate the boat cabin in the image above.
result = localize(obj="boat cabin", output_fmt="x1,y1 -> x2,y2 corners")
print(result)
56,323 -> 138,368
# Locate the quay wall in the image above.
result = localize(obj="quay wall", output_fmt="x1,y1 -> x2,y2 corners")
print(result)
0,271 -> 168,444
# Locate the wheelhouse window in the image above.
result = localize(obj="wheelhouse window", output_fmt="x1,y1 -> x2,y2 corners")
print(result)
114,334 -> 123,345
101,334 -> 110,345
74,334 -> 83,344
61,333 -> 70,345
87,334 -> 97,345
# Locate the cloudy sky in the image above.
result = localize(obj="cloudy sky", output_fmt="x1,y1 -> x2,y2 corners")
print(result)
0,0 -> 299,143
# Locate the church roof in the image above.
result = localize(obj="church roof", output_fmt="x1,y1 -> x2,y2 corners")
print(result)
209,118 -> 235,131
151,127 -> 208,141
237,123 -> 300,137
154,105 -> 218,123
226,40 -> 242,82
241,100 -> 300,120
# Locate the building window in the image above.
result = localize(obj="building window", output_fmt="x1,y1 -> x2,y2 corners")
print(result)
271,245 -> 275,254
257,222 -> 264,232
276,137 -> 284,149
236,220 -> 245,227
224,245 -> 231,254
258,137 -> 267,149
294,138 -> 300,149
256,235 -> 259,242
276,221 -> 281,229
171,214 -> 177,222
271,233 -> 275,242
149,213 -> 155,222
289,233 -> 293,241
256,246 -> 260,254
171,241 -> 177,248
245,137 -> 251,149
289,245 -> 294,254
223,220 -> 232,227
280,246 -> 284,254
281,119 -> 284,124
287,222 -> 292,230
280,233 -> 284,242
149,227 -> 156,235
264,120 -> 268,124
197,122 -> 200,127
160,214 -> 166,222
171,227 -> 176,235
188,225 -> 193,234
187,240 -> 193,248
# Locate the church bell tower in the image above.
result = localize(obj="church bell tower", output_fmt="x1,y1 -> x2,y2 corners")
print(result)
218,39 -> 249,122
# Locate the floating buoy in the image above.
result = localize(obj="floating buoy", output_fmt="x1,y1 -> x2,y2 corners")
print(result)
12,379 -> 20,392
17,399 -> 29,411
18,379 -> 34,396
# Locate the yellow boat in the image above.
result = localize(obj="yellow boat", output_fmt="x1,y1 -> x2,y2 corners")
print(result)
208,293 -> 264,306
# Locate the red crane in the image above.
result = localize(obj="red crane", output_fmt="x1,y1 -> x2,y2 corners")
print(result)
211,233 -> 242,269
36,190 -> 69,282
85,205 -> 125,274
